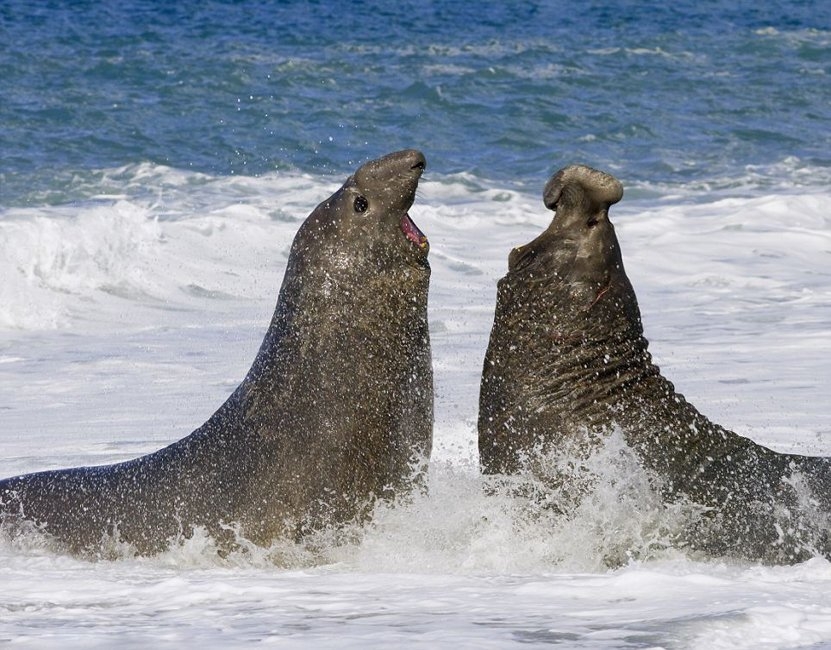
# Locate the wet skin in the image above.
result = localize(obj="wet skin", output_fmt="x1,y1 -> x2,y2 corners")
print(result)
0,150 -> 434,558
479,164 -> 831,563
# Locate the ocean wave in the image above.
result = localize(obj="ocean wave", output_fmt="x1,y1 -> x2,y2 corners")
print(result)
754,26 -> 831,46
0,202 -> 164,329
1,162 -> 830,334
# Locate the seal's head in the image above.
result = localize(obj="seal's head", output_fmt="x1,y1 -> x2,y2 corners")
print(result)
350,149 -> 429,258
293,149 -> 429,276
506,164 -> 639,332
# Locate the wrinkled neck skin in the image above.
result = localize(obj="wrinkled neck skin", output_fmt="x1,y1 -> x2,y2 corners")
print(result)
480,253 -> 656,465
481,188 -> 658,443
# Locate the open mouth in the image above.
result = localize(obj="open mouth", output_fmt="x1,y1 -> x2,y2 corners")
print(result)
400,213 -> 429,251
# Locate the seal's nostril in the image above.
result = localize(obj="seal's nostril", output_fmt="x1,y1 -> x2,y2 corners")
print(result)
410,160 -> 426,171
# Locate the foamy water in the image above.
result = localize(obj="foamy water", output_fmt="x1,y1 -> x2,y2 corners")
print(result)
1,165 -> 830,647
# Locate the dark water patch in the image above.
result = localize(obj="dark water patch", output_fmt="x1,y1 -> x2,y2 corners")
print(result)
1,0 -> 830,206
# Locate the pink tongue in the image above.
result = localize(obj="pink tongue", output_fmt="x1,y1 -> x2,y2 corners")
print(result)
401,213 -> 428,248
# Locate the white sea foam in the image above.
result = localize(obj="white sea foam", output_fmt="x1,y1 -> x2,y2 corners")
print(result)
1,164 -> 831,647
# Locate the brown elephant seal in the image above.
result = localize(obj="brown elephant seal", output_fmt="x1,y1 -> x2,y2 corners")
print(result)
0,149 -> 433,558
479,164 -> 831,563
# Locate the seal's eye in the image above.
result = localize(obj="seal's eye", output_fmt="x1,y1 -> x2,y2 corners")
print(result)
586,218 -> 598,228
354,196 -> 369,213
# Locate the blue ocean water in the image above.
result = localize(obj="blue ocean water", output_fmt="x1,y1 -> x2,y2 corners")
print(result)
2,0 -> 830,207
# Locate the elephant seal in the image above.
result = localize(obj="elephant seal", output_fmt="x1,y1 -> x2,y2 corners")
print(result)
0,149 -> 433,558
479,164 -> 831,563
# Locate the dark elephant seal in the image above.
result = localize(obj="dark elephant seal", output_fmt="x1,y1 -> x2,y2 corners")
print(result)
479,164 -> 831,563
0,149 -> 433,558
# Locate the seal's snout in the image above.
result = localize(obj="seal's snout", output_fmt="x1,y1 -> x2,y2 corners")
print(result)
406,150 -> 426,173
398,149 -> 426,178
354,149 -> 426,189
543,164 -> 624,212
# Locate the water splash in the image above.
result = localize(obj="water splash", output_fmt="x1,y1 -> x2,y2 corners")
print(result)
0,431 -> 722,572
